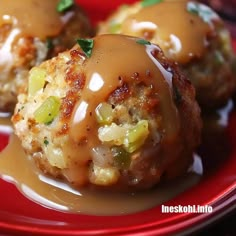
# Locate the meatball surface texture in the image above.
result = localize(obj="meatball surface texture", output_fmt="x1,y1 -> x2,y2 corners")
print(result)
98,0 -> 236,108
12,34 -> 202,191
0,0 -> 93,111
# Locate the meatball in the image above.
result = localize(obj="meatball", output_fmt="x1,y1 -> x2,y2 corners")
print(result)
0,0 -> 93,112
12,34 -> 202,191
98,0 -> 236,108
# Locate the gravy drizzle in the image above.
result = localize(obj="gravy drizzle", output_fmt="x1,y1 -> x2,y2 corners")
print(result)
121,0 -> 218,64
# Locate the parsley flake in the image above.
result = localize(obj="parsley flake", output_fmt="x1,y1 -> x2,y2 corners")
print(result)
77,38 -> 94,58
136,39 -> 151,45
141,0 -> 163,7
44,139 -> 49,146
57,0 -> 74,13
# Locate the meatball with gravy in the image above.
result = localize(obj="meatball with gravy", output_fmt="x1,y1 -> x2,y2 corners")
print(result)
12,34 -> 202,191
0,0 -> 93,112
98,0 -> 236,108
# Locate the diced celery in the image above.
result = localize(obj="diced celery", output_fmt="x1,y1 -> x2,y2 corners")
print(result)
34,96 -> 61,124
123,120 -> 149,153
111,146 -> 131,169
95,102 -> 113,124
28,67 -> 47,95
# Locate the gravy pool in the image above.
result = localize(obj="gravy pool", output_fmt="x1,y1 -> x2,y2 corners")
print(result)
0,99 -> 233,215
0,117 -> 202,215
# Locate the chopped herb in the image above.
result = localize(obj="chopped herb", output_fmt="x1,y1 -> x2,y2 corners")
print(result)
44,139 -> 49,146
187,2 -> 215,24
187,3 -> 198,15
136,39 -> 151,45
57,0 -> 74,13
141,0 -> 163,7
77,38 -> 94,58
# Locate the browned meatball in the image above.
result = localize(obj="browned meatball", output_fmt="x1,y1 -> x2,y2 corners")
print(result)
98,0 -> 236,108
12,34 -> 201,191
0,0 -> 93,112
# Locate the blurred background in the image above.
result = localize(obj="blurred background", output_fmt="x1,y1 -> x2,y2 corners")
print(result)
201,0 -> 236,37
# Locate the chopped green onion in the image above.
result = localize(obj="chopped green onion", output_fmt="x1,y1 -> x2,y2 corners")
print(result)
123,120 -> 149,153
34,96 -> 61,124
187,2 -> 215,24
136,39 -> 151,45
28,67 -> 47,96
77,38 -> 94,58
95,103 -> 113,125
187,3 -> 199,15
141,0 -> 163,7
57,0 -> 73,13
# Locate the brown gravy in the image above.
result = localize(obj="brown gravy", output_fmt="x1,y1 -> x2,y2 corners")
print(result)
0,100 -> 232,216
0,0 -> 68,39
120,0 -> 218,64
69,35 -> 179,170
0,117 -> 201,215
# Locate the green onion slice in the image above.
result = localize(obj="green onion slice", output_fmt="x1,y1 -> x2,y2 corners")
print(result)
136,39 -> 151,45
57,0 -> 74,13
141,0 -> 163,7
77,38 -> 94,58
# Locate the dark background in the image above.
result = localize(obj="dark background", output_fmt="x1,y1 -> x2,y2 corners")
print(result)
193,209 -> 236,235
195,2 -> 236,235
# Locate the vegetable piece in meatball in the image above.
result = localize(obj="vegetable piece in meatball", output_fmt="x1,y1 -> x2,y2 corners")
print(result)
0,0 -> 94,112
98,0 -> 236,108
12,34 -> 202,191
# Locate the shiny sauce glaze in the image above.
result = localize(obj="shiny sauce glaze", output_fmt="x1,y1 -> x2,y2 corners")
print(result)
120,0 -> 219,64
69,35 -> 179,167
0,0 -> 68,39
0,99 -> 233,215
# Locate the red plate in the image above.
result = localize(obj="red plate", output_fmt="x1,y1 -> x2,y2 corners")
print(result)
0,1 -> 235,235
